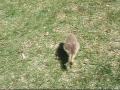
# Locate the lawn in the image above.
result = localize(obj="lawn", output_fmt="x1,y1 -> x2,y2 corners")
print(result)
0,0 -> 120,89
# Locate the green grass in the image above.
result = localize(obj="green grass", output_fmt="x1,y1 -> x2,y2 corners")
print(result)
0,0 -> 120,89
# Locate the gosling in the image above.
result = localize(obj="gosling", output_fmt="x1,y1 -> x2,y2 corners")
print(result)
64,33 -> 80,68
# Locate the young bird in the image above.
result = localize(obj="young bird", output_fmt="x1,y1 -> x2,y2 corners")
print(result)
64,33 -> 80,68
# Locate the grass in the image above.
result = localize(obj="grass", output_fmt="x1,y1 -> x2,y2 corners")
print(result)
0,0 -> 120,89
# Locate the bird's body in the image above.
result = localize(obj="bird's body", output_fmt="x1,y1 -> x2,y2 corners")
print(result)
64,33 -> 80,68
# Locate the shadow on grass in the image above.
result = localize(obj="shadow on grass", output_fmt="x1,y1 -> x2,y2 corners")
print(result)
55,42 -> 69,70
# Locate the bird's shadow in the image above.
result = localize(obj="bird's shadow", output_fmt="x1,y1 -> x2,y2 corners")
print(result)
55,42 -> 69,70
